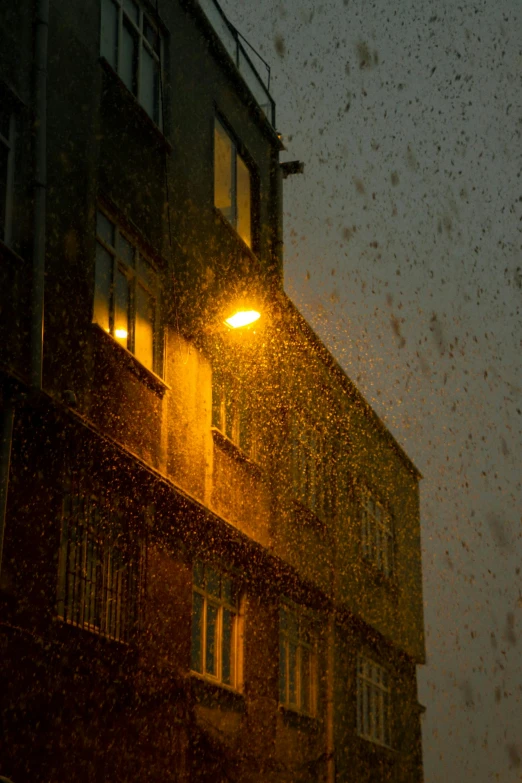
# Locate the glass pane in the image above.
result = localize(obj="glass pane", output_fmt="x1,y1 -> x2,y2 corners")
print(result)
222,576 -> 233,604
224,377 -> 234,441
118,233 -> 134,267
135,284 -> 154,370
301,647 -> 311,712
123,0 -> 139,25
206,567 -> 220,598
0,142 -> 8,241
144,18 -> 160,53
288,642 -> 297,704
100,0 -> 118,70
96,211 -> 115,246
214,120 -> 233,221
279,637 -> 287,703
137,254 -> 156,289
141,46 -> 160,124
121,21 -> 138,95
237,154 -> 251,247
114,269 -> 129,347
94,244 -> 112,331
222,608 -> 233,685
191,592 -> 204,672
205,602 -> 218,676
212,374 -> 223,429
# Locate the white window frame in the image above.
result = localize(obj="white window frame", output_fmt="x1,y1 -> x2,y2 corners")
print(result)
279,603 -> 317,716
214,117 -> 252,248
360,490 -> 394,578
191,561 -> 242,690
357,656 -> 392,747
100,0 -> 163,127
0,111 -> 15,246
94,208 -> 161,375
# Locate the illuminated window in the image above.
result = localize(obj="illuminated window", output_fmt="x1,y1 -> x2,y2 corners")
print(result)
214,118 -> 252,248
100,0 -> 163,126
94,210 -> 161,374
357,656 -> 392,747
0,108 -> 15,246
191,562 -> 241,689
360,492 -> 394,578
212,368 -> 257,459
57,474 -> 144,643
279,604 -> 317,715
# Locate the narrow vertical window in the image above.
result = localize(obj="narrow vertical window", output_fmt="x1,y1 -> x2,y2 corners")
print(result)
213,118 -> 253,248
212,368 -> 257,460
0,110 -> 15,246
279,604 -> 317,715
357,656 -> 392,746
100,0 -> 163,126
94,210 -> 161,374
191,561 -> 240,689
360,491 -> 394,578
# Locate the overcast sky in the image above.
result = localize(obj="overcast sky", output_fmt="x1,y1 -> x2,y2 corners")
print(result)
220,0 -> 521,779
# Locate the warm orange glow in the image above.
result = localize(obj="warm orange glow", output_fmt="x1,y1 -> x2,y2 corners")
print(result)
115,328 -> 128,339
225,310 -> 261,329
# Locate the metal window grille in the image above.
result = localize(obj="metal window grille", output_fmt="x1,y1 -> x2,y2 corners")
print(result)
357,656 -> 392,747
57,477 -> 144,643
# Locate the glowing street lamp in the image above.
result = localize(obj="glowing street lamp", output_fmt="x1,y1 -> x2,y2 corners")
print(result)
224,309 -> 260,329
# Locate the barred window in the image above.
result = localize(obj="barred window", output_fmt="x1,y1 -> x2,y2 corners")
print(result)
279,604 -> 317,716
357,656 -> 392,747
361,492 -> 394,578
191,561 -> 241,689
57,476 -> 144,643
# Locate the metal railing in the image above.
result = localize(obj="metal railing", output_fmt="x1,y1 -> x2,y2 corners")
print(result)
198,0 -> 275,126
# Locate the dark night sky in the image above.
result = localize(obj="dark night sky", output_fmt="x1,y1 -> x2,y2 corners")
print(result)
220,0 -> 522,779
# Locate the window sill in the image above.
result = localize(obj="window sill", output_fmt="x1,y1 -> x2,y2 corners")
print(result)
356,734 -> 398,758
92,322 -> 170,397
99,57 -> 172,154
211,427 -> 261,474
292,498 -> 328,535
190,671 -> 245,712
278,704 -> 318,730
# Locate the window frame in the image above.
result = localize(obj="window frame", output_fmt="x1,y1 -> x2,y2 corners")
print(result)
291,414 -> 331,520
213,115 -> 254,249
356,655 -> 392,747
94,208 -> 162,376
0,110 -> 15,247
212,367 -> 257,461
56,473 -> 145,644
191,561 -> 242,690
360,489 -> 394,579
279,603 -> 317,717
100,0 -> 164,127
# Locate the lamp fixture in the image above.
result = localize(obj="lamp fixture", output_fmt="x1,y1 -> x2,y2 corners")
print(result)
225,310 -> 261,329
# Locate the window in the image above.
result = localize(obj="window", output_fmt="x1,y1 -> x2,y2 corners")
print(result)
279,604 -> 317,715
360,492 -> 394,578
94,210 -> 161,374
214,118 -> 252,248
0,107 -> 14,246
357,656 -> 392,747
291,416 -> 331,519
191,562 -> 241,688
100,0 -> 163,125
212,368 -> 257,459
57,474 -> 144,643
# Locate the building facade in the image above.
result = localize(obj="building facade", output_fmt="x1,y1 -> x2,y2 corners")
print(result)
0,1 -> 425,781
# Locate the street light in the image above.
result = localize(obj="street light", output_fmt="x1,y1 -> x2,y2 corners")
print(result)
224,309 -> 260,329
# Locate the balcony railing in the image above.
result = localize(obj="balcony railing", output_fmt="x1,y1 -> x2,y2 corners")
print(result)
198,0 -> 276,127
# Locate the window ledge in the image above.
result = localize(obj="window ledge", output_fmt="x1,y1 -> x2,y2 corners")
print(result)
212,207 -> 261,266
292,498 -> 328,535
99,57 -> 172,153
278,704 -> 319,730
190,671 -> 245,712
357,734 -> 398,757
92,322 -> 170,397
211,427 -> 262,473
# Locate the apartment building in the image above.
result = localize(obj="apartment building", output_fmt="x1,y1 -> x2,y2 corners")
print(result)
0,1 -> 425,781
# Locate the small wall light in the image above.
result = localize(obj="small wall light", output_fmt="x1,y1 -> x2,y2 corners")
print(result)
224,310 -> 261,329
